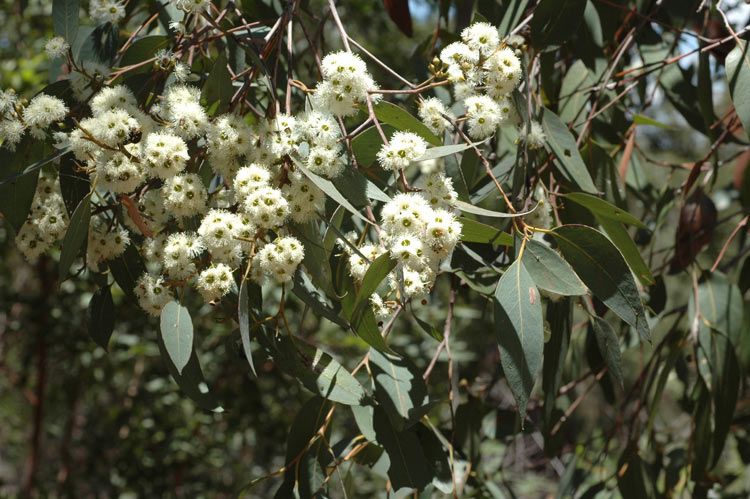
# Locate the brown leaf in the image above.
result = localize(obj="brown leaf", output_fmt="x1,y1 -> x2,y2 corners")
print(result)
669,189 -> 717,273
383,0 -> 413,37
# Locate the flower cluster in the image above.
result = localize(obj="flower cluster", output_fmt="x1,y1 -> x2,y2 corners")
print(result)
436,22 -> 525,139
313,51 -> 380,117
15,173 -> 70,262
0,91 -> 68,150
7,46 -> 396,316
6,31 -> 479,322
89,0 -> 126,25
344,171 -> 461,317
376,131 -> 428,172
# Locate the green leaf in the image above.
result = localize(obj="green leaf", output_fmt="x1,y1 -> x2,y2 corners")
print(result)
597,217 -> 654,286
119,35 -> 169,69
339,271 -> 390,352
543,298 -> 571,424
413,142 -> 474,162
369,348 -> 430,430
107,244 -> 146,301
493,259 -> 543,419
551,225 -> 650,342
617,451 -> 655,498
292,269 -> 350,329
201,52 -> 233,115
351,124 -> 396,167
352,253 -> 396,319
411,310 -> 443,341
372,406 -> 433,491
265,334 -> 367,405
238,280 -> 259,376
632,114 -> 672,130
293,159 -> 373,225
583,1 -> 603,46
351,404 -> 377,442
590,316 -> 624,388
564,192 -> 646,228
711,334 -> 740,469
160,301 -> 194,375
0,139 -> 42,232
352,307 -> 390,352
87,285 -> 114,350
459,148 -> 482,190
290,221 -> 334,298
52,0 -> 79,43
276,396 -> 332,498
454,199 -> 536,218
558,60 -> 592,124
373,101 -> 442,146
531,0 -> 587,47
458,217 -> 514,245
726,40 -> 750,141
498,0 -> 530,36
415,424 -> 453,494
58,193 -> 91,282
691,273 -> 744,342
58,154 -> 89,216
157,332 -> 223,412
691,381 -> 713,482
541,108 -> 597,193
522,239 -> 587,296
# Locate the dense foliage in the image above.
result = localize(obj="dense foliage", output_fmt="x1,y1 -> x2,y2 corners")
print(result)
1,0 -> 750,497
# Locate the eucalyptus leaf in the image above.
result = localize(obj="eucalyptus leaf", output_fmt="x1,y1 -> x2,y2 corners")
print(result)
160,301 -> 194,374
58,193 -> 91,282
494,259 -> 543,420
541,108 -> 597,193
373,101 -> 441,146
552,225 -> 650,342
522,239 -> 587,296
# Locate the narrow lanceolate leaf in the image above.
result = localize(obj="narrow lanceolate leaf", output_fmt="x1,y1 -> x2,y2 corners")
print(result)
413,142 -> 475,162
493,259 -> 543,420
597,217 -> 654,286
590,316 -> 624,389
0,139 -> 43,232
351,124 -> 396,167
238,280 -> 258,376
541,109 -> 597,193
157,331 -> 223,412
53,0 -> 79,43
352,253 -> 396,320
201,52 -> 233,115
276,396 -> 332,498
293,159 -> 373,225
726,40 -> 750,141
552,225 -> 651,342
458,217 -> 514,245
87,285 -> 114,350
522,239 -> 587,296
454,200 -> 537,218
59,193 -> 91,282
542,298 -> 571,424
564,192 -> 646,228
369,348 -> 430,430
372,406 -> 433,491
267,334 -> 367,405
160,301 -> 194,374
531,0 -> 587,47
692,272 -> 744,341
107,244 -> 146,301
373,101 -> 442,146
